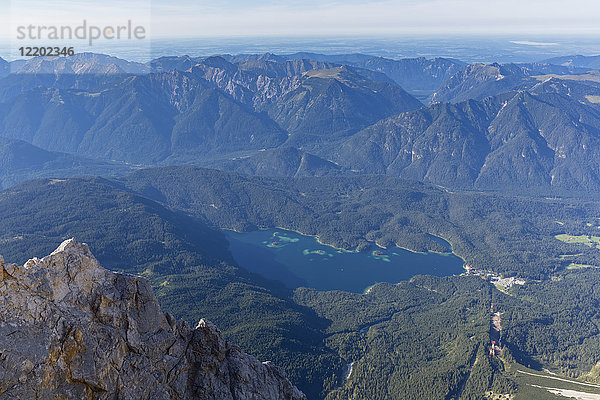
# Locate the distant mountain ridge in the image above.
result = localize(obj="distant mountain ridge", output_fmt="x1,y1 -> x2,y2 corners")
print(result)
541,54 -> 600,70
12,52 -> 150,75
427,61 -> 595,104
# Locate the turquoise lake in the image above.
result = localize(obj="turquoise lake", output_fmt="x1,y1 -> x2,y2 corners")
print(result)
225,229 -> 465,293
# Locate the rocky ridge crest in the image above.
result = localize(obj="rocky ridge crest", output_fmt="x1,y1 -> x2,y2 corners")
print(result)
0,239 -> 305,400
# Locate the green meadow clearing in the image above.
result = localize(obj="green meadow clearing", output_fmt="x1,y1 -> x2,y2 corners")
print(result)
555,234 -> 600,248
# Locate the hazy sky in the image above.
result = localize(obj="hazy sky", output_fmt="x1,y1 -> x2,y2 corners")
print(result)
3,0 -> 600,38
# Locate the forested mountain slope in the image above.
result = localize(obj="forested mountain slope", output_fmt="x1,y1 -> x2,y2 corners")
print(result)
118,166 -> 600,278
0,137 -> 130,189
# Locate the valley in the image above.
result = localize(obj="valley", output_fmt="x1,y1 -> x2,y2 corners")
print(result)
3,48 -> 600,399
3,168 -> 600,398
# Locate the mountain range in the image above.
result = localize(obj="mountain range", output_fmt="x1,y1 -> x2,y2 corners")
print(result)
1,51 -> 600,195
337,79 -> 600,192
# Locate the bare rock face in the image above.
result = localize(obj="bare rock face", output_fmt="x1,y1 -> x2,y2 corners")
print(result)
0,239 -> 306,400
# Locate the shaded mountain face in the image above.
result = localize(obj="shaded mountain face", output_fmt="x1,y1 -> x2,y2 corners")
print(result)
2,51 -> 600,194
0,54 -> 421,166
187,56 -> 337,106
336,98 -> 498,185
0,70 -> 287,164
355,56 -> 466,99
187,56 -> 405,106
427,62 -> 593,105
263,67 -> 422,145
0,239 -> 306,400
188,59 -> 423,146
337,85 -> 600,192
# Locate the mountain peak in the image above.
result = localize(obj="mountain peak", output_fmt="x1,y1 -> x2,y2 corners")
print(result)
50,237 -> 88,255
0,239 -> 306,399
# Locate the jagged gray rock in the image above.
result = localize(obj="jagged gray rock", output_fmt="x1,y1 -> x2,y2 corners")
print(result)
0,239 -> 306,400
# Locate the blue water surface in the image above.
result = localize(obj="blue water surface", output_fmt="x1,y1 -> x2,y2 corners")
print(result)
225,228 -> 465,293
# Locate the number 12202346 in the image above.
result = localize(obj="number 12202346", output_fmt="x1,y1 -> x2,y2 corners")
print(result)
19,47 -> 75,57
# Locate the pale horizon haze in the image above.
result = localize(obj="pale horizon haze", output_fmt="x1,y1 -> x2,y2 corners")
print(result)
1,0 -> 600,39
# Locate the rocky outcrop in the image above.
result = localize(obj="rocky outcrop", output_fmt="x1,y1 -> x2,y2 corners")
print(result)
0,239 -> 306,400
